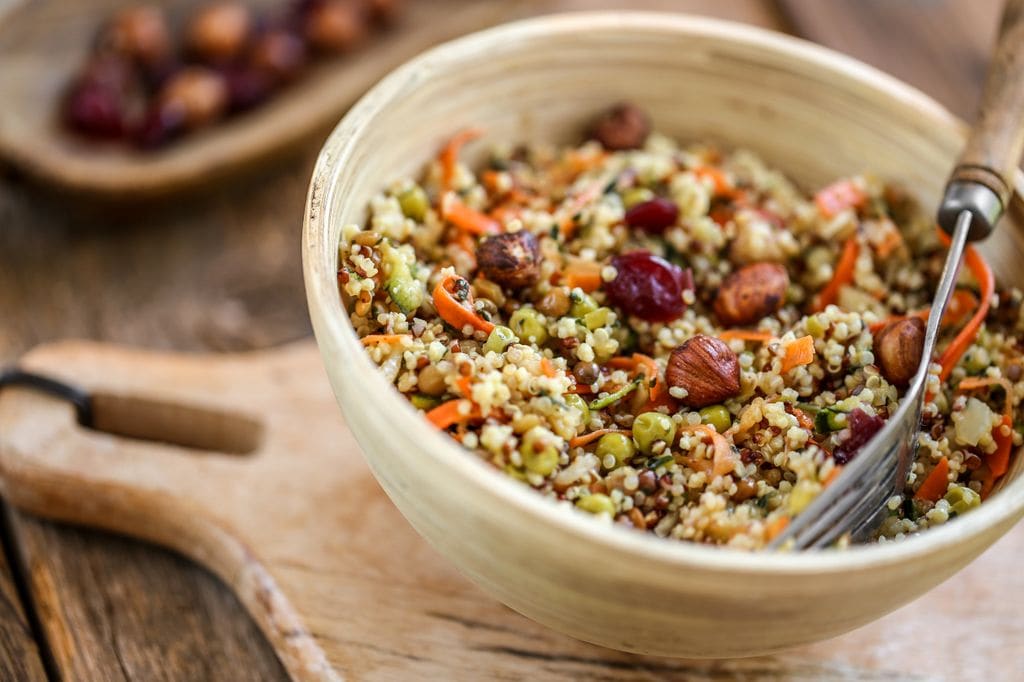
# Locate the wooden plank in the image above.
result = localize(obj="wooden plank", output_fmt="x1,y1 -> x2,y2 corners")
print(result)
776,0 -> 1004,121
0,514 -> 48,682
7,512 -> 287,681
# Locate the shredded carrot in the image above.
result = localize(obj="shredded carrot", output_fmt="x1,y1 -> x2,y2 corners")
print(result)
867,289 -> 977,334
936,232 -> 994,382
693,166 -> 733,197
765,515 -> 790,541
874,223 -> 904,258
564,259 -> 603,292
439,128 -> 482,193
360,334 -> 411,346
914,456 -> 950,502
456,375 -> 473,398
957,376 -> 1012,418
822,466 -> 843,488
718,330 -> 776,343
679,425 -> 735,477
811,237 -> 859,312
789,405 -> 815,432
426,399 -> 481,430
814,179 -> 867,218
432,274 -> 495,335
780,335 -> 815,374
569,429 -> 632,449
441,192 -> 501,235
480,169 -> 505,194
540,358 -> 557,378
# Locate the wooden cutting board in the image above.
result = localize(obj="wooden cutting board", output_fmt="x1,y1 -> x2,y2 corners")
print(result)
0,340 -> 1020,681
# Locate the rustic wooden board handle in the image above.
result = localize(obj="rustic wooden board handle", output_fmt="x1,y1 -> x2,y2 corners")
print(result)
950,0 -> 1024,206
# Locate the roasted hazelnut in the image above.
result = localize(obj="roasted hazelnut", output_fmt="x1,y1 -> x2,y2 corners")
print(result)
158,67 -> 229,128
100,5 -> 172,67
536,287 -> 570,318
714,262 -> 789,327
304,0 -> 368,53
875,317 -> 925,387
186,1 -> 254,64
588,102 -> 650,151
250,28 -> 308,83
666,334 -> 741,408
477,231 -> 541,289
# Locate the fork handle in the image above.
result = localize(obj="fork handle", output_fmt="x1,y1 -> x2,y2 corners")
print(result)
940,0 -> 1024,239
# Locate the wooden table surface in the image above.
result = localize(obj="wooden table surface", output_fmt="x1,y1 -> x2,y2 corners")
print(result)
0,0 -> 1011,679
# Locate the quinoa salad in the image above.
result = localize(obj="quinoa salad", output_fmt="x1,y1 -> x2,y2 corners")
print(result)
338,103 -> 1022,549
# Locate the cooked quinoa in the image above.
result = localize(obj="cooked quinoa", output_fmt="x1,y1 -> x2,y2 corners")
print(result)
338,103 -> 1023,550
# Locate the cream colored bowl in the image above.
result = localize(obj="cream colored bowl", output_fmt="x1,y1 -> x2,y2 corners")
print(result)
303,12 -> 1024,657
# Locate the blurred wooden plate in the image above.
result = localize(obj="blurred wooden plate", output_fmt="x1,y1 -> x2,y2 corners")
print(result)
0,0 -> 532,197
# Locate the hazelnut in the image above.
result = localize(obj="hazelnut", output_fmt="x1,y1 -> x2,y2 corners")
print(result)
476,231 -> 541,289
714,262 -> 789,327
159,67 -> 229,128
874,317 -> 925,387
305,0 -> 368,53
250,29 -> 308,83
666,334 -> 741,408
588,102 -> 650,151
101,5 -> 172,67
186,1 -> 254,64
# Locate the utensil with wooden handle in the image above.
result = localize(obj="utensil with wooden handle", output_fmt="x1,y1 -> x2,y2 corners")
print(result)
774,0 -> 1024,549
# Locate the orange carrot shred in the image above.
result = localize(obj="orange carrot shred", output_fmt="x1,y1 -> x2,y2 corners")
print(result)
569,429 -> 632,449
360,334 -> 411,346
442,192 -> 501,236
693,166 -> 733,197
426,399 -> 481,430
780,335 -> 815,374
718,330 -> 776,342
914,456 -> 950,502
811,237 -> 859,312
936,232 -> 994,382
679,425 -> 735,477
540,358 -> 557,378
439,128 -> 482,193
765,515 -> 790,541
822,466 -> 843,488
564,259 -> 603,292
432,274 -> 495,335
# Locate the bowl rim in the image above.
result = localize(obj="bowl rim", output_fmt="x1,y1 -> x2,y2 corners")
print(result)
303,10 -> 1024,575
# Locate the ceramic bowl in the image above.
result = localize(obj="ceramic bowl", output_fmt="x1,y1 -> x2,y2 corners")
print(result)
303,12 -> 1024,657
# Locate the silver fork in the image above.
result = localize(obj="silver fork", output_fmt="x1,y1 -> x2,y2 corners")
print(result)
771,0 -> 1024,550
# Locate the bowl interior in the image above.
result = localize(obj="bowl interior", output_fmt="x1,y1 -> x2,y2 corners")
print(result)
305,11 -> 1024,571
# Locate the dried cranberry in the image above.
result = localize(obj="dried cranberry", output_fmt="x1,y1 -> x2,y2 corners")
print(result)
624,197 -> 678,233
63,84 -> 125,138
833,409 -> 885,464
606,251 -> 692,323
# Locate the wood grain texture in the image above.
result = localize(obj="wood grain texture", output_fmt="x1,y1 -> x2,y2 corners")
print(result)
777,0 -> 1004,121
951,0 -> 1024,204
0,340 -> 1022,681
6,512 -> 288,681
0,519 -> 48,682
0,1 -> 1014,680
